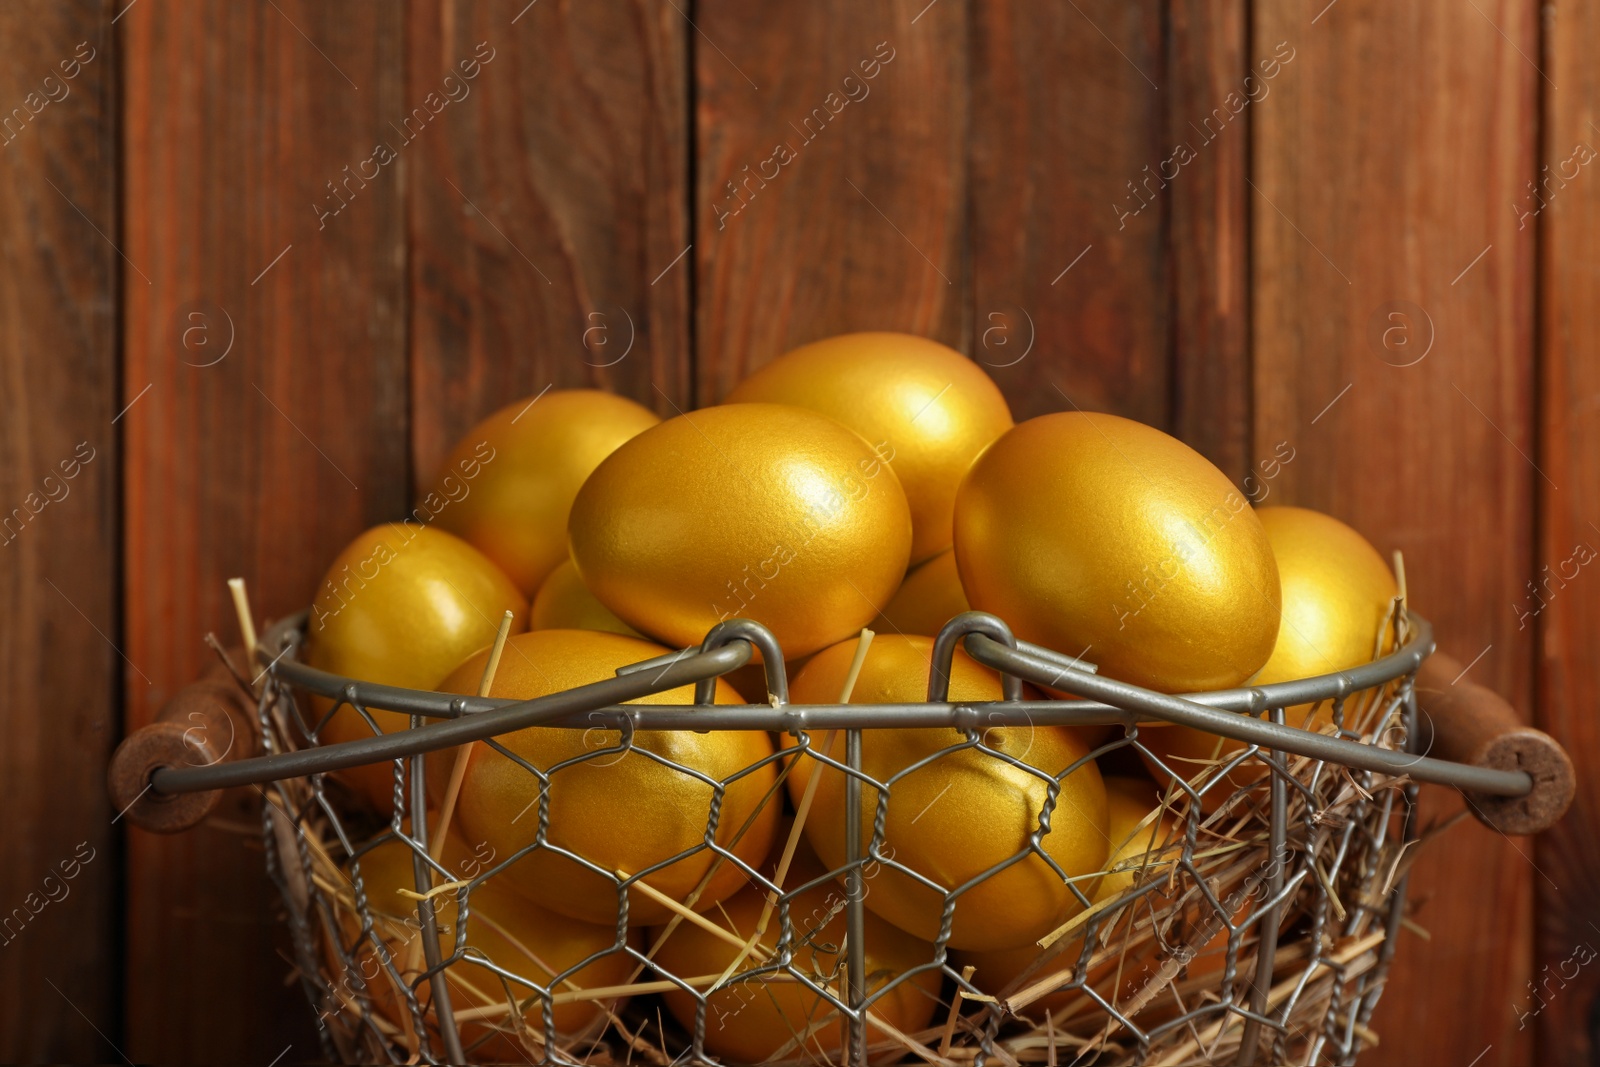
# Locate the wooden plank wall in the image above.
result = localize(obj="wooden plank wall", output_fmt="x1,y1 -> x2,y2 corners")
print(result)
694,0 -> 969,399
1253,3 -> 1540,1066
0,0 -> 1592,1063
970,2 -> 1168,428
1538,0 -> 1600,1060
1166,0 -> 1250,482
406,0 -> 691,478
0,2 -> 118,1061
121,2 -> 407,1060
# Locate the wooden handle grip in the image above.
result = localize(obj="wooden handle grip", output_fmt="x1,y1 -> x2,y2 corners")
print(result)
1415,652 -> 1574,834
107,677 -> 258,834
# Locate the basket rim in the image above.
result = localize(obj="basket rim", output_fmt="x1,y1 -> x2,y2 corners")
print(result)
263,606 -> 1429,722
130,608 -> 1528,801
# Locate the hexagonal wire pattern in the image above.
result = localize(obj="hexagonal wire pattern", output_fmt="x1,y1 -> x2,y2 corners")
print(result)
178,608 -> 1514,1065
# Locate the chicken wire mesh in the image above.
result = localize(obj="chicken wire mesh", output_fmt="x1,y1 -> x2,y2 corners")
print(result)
239,609 -> 1436,1067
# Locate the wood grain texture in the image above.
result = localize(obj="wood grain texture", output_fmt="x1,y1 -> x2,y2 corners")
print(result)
121,2 -> 408,1061
694,0 -> 968,403
1251,2 -> 1538,1064
0,2 -> 117,1061
970,0 -> 1166,423
0,1 -> 1570,1061
407,0 -> 690,482
1166,0 -> 1250,482
1536,0 -> 1600,1059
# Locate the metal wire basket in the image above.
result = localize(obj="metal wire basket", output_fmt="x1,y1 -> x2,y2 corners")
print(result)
109,608 -> 1573,1066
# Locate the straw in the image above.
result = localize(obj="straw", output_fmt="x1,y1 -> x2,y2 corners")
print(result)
278,598 -> 1421,1064
939,965 -> 977,1055
227,577 -> 260,685
430,610 -> 514,865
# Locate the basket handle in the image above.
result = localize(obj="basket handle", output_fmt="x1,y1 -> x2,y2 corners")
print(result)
1414,652 -> 1574,834
107,665 -> 258,834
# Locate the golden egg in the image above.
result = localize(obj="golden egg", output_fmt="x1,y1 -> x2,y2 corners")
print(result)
956,776 -> 1187,1021
569,403 -> 913,659
346,838 -> 637,1048
446,629 -> 779,926
1140,506 -> 1397,806
788,634 -> 1107,951
649,827 -> 940,1062
422,389 -> 660,596
871,549 -> 971,637
530,557 -> 640,637
726,332 -> 1014,563
306,524 -> 528,812
1248,506 -> 1399,687
1092,776 -> 1182,902
953,412 -> 1281,693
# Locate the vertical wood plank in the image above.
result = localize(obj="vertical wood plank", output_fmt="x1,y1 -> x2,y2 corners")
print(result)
122,2 -> 408,1060
970,0 -> 1167,423
694,0 -> 968,404
0,2 -> 117,1061
407,0 -> 690,481
1167,0 -> 1251,482
1537,0 -> 1600,1059
1252,2 -> 1538,1064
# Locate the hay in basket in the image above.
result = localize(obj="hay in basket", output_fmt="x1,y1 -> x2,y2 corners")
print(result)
240,603 -> 1434,1067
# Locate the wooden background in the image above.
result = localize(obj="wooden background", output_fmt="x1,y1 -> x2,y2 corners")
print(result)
0,0 -> 1592,1063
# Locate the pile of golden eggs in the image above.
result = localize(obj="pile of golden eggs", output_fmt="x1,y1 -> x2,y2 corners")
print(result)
306,332 -> 1399,1057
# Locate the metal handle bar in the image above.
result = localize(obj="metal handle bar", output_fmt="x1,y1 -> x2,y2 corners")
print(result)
118,607 -> 1545,809
959,619 -> 1530,796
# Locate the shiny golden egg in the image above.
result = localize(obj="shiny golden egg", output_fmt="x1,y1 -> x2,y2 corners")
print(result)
726,332 -> 1014,563
953,412 -> 1281,692
1248,506 -> 1398,687
530,557 -> 640,637
306,524 -> 527,812
956,776 -> 1187,1021
422,389 -> 659,596
569,403 -> 913,659
347,838 -> 637,1047
445,629 -> 779,926
1092,776 -> 1182,902
649,826 -> 940,1062
871,548 -> 971,637
1140,506 -> 1397,807
788,634 -> 1107,951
